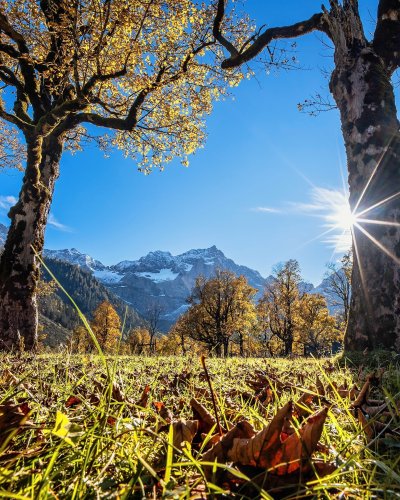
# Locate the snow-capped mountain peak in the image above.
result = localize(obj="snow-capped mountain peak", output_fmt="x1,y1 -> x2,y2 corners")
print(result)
43,247 -> 105,272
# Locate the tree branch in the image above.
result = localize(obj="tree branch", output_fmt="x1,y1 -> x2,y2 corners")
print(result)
213,0 -> 327,69
0,42 -> 20,59
81,67 -> 128,97
212,0 -> 239,59
0,9 -> 41,114
0,103 -> 33,131
0,66 -> 32,123
373,0 -> 400,74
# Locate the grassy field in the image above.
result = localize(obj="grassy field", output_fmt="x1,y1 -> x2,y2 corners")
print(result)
0,353 -> 399,499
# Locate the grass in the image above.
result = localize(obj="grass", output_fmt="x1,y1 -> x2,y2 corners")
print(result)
0,353 -> 399,499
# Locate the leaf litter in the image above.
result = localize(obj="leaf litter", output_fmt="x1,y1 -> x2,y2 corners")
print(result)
0,354 -> 399,498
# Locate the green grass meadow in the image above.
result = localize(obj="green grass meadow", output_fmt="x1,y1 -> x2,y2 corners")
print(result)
1,353 -> 400,499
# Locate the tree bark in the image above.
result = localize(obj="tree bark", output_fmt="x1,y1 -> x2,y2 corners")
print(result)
330,44 -> 400,351
284,339 -> 292,356
0,134 -> 63,350
223,337 -> 229,357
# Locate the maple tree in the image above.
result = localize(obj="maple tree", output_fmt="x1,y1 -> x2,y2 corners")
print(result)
181,270 -> 257,356
257,259 -> 302,356
126,326 -> 151,355
0,0 -> 245,350
324,250 -> 352,326
214,0 -> 400,351
90,301 -> 121,352
69,324 -> 91,353
296,293 -> 340,355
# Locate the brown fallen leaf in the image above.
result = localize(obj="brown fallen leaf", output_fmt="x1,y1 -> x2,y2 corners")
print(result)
225,403 -> 328,478
227,402 -> 293,468
0,401 -> 33,448
190,398 -> 218,436
272,407 -> 329,475
202,420 -> 256,466
137,385 -> 151,408
153,401 -> 173,423
172,419 -> 199,450
315,375 -> 325,397
352,378 -> 371,408
294,391 -> 315,419
65,396 -> 82,408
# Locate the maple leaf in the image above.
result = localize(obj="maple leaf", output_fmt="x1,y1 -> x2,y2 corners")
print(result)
171,419 -> 199,450
202,402 -> 332,490
137,385 -> 151,408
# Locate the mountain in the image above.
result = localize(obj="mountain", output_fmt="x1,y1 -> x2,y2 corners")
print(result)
39,258 -> 143,344
93,246 -> 267,330
42,245 -> 326,331
1,221 -> 341,333
44,248 -> 106,273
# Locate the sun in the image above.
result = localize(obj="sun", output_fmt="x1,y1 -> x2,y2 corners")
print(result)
330,201 -> 358,234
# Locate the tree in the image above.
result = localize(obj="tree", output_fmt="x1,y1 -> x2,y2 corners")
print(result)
214,0 -> 400,351
296,293 -> 340,356
324,250 -> 352,324
0,0 -> 243,349
69,324 -> 91,353
258,260 -> 302,356
144,303 -> 163,354
91,301 -> 121,352
126,326 -> 151,355
184,270 -> 257,356
158,317 -> 204,355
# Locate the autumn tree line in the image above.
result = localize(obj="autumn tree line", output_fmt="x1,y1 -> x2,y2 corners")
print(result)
68,254 -> 351,357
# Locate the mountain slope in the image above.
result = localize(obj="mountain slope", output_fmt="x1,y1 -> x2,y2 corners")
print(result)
39,258 -> 143,342
99,246 -> 267,330
1,220 -> 341,334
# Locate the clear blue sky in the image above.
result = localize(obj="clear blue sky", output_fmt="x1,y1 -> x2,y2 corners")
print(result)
0,0 -> 395,285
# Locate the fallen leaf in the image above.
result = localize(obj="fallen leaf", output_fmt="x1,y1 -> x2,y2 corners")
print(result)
137,385 -> 151,408
172,419 -> 199,450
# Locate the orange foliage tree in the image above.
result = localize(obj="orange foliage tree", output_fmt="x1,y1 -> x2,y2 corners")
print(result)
90,301 -> 121,352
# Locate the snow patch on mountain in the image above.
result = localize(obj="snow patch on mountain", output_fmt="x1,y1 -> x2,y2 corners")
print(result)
163,304 -> 190,319
93,269 -> 123,284
135,268 -> 179,283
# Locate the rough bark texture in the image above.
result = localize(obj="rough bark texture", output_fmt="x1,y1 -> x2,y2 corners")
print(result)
324,4 -> 400,350
0,135 -> 62,350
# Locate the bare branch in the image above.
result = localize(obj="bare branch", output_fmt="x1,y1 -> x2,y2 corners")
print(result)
0,9 -> 41,114
212,1 -> 327,69
0,103 -> 32,131
212,0 -> 239,59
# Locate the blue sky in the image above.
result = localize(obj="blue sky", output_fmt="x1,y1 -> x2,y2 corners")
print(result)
0,0 -> 395,285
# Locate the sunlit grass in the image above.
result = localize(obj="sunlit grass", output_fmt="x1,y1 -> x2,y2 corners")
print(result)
0,353 -> 399,499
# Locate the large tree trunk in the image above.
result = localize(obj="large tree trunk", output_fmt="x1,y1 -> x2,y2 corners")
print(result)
0,135 -> 63,350
330,46 -> 400,350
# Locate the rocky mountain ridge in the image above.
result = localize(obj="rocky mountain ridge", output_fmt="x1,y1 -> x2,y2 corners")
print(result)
1,224 -> 340,332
